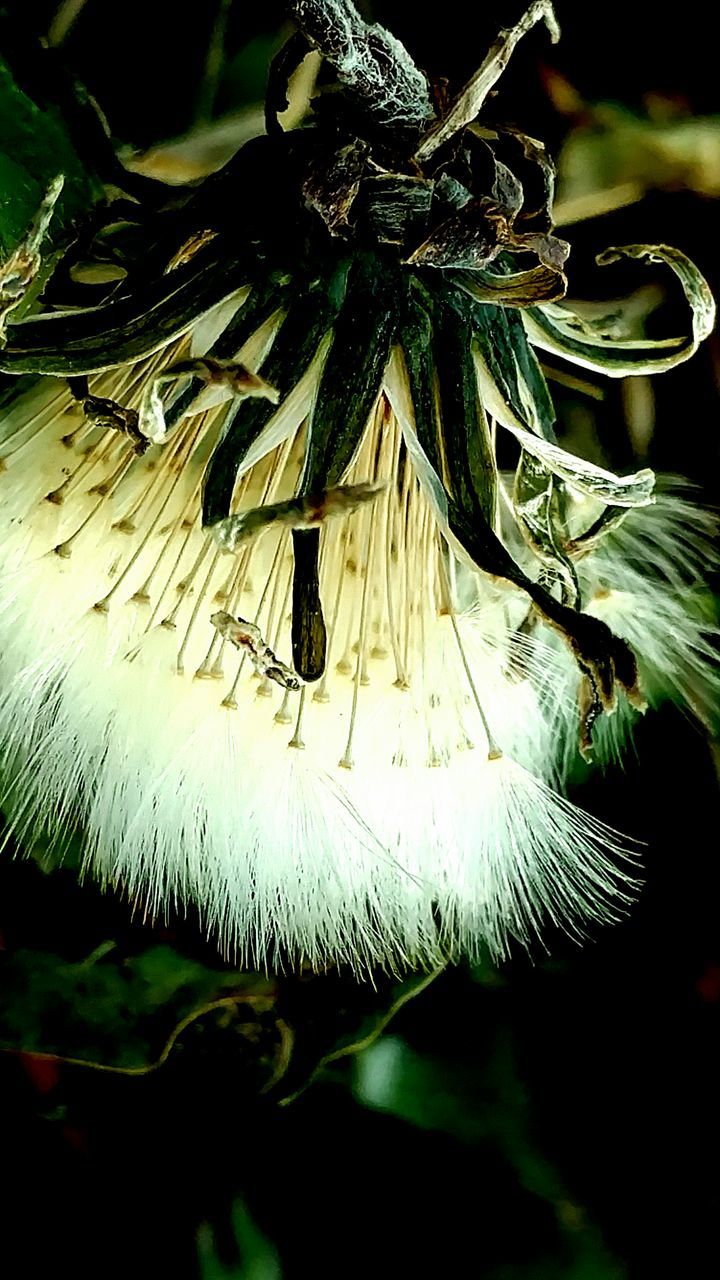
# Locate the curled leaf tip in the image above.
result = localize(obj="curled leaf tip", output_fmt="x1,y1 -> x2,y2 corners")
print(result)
415,0 -> 560,163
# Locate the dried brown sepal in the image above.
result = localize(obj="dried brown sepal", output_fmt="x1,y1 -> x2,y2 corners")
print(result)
487,196 -> 570,270
415,0 -> 559,163
165,229 -> 219,273
407,196 -> 569,276
473,123 -> 558,232
407,200 -> 499,270
360,173 -> 435,247
210,610 -> 302,691
577,669 -> 603,761
303,140 -> 369,236
68,381 -> 150,456
454,264 -> 567,307
537,603 -> 647,758
515,227 -> 570,272
180,357 -> 279,400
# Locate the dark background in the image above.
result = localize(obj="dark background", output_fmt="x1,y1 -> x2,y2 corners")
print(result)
0,3 -> 719,1277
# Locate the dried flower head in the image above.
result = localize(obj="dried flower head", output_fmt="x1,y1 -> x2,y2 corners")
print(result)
0,1 -> 715,970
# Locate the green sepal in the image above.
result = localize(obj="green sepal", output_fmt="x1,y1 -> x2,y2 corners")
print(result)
201,263 -> 349,529
300,252 -> 399,494
514,451 -> 580,606
398,288 -> 642,747
402,284 -> 508,580
524,244 -> 715,377
431,288 -> 498,531
0,243 -> 254,374
444,283 -> 556,440
164,273 -> 291,432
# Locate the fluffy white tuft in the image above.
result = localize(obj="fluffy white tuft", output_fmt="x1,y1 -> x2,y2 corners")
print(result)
0,341 -> 643,971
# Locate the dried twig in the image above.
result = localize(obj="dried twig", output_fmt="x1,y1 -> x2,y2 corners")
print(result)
415,1 -> 560,163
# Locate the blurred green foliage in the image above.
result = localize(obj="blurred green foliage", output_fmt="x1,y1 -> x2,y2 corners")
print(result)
197,1201 -> 282,1280
0,56 -> 99,256
354,1034 -> 625,1279
557,107 -> 720,214
0,940 -> 279,1072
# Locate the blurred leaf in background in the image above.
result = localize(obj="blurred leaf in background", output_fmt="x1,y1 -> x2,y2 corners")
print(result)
354,1031 -> 626,1279
0,939 -> 284,1075
197,1200 -> 282,1280
0,42 -> 101,256
547,69 -> 720,226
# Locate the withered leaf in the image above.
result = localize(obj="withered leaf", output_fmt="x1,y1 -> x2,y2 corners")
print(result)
303,139 -> 369,236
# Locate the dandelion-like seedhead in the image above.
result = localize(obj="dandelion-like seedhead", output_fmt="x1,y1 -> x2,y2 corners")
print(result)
0,0 -> 716,970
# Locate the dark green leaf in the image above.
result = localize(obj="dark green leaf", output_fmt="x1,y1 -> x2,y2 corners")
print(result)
525,243 -> 715,375
0,242 -> 255,374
